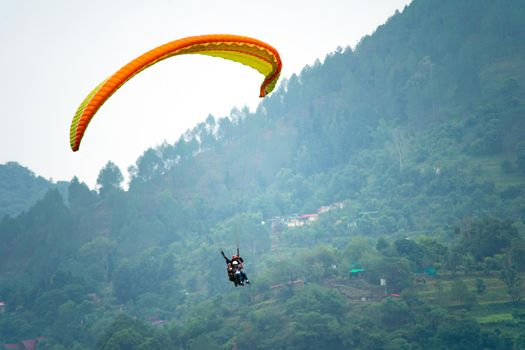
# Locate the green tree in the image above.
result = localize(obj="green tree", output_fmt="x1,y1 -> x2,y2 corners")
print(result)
137,333 -> 175,350
395,238 -> 425,268
97,161 -> 124,198
130,148 -> 164,185
378,297 -> 412,329
68,176 -> 97,210
435,318 -> 482,350
500,267 -> 523,304
376,237 -> 389,252
516,141 -> 525,174
96,314 -> 152,350
515,333 -> 525,350
77,236 -> 117,282
100,328 -> 143,350
475,278 -> 486,294
362,255 -> 413,292
112,263 -> 136,303
457,218 -> 519,261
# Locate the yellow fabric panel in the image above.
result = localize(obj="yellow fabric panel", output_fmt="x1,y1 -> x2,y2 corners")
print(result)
69,80 -> 106,149
193,50 -> 274,76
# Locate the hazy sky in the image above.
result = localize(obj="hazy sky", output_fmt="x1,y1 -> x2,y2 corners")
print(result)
0,0 -> 412,188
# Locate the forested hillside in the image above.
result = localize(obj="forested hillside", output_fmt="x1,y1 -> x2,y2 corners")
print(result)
0,162 -> 68,218
1,0 -> 525,349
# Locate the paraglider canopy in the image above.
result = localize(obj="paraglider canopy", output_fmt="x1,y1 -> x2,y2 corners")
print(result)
70,34 -> 282,152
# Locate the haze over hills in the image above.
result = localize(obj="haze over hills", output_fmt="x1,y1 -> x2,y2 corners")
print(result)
1,0 -> 525,348
0,162 -> 68,218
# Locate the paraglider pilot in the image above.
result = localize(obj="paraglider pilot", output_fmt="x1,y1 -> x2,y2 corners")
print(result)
221,250 -> 250,286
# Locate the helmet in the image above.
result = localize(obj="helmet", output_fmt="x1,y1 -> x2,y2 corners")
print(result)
232,260 -> 239,266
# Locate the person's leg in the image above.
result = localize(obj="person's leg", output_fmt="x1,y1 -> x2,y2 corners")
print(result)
241,271 -> 250,284
235,270 -> 243,285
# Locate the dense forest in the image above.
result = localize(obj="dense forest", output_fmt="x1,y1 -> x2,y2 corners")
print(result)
1,0 -> 525,349
0,162 -> 68,218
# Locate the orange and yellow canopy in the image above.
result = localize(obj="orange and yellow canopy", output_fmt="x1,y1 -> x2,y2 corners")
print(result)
70,34 -> 282,152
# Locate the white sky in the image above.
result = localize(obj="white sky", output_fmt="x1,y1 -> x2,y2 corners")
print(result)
0,0 -> 412,188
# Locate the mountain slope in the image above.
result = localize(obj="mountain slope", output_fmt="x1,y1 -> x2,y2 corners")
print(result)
0,162 -> 68,218
1,0 -> 525,348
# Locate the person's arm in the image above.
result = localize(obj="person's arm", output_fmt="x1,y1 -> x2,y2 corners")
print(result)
221,250 -> 230,263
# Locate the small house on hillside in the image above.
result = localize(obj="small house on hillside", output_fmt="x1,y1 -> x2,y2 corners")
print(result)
317,206 -> 331,214
350,268 -> 366,278
317,202 -> 344,214
287,214 -> 319,227
3,339 -> 38,350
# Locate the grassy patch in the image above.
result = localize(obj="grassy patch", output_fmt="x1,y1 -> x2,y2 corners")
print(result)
415,274 -> 520,306
473,155 -> 525,188
476,312 -> 514,324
